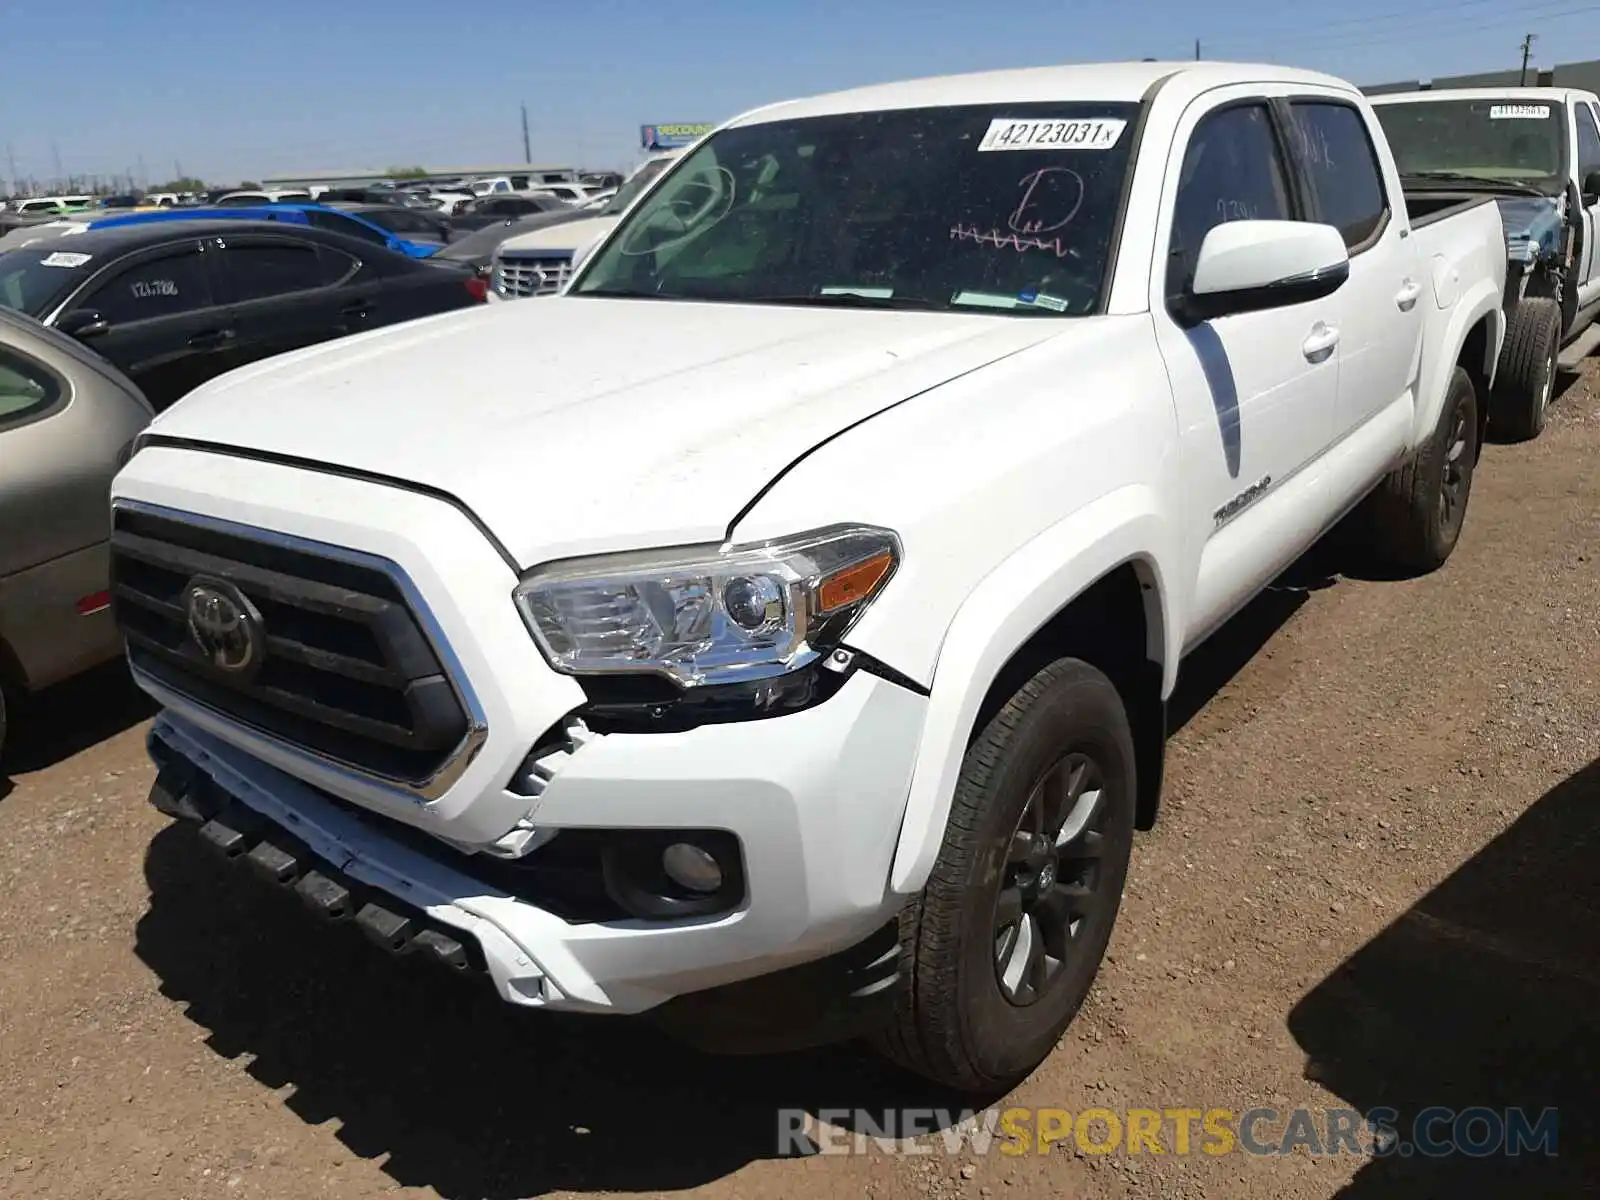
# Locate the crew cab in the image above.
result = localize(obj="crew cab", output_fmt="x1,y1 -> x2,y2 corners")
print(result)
109,62 -> 1504,1093
1373,86 -> 1600,439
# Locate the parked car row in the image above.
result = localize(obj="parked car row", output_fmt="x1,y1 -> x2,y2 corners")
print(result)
87,60 -> 1532,1101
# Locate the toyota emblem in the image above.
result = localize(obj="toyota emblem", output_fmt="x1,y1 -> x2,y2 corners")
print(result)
185,578 -> 264,675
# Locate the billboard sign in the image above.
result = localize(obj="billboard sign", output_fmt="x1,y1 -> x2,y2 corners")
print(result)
641,123 -> 716,151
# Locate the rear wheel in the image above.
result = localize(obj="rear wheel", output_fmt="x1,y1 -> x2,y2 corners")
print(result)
1492,296 -> 1561,442
876,658 -> 1136,1093
1366,365 -> 1479,574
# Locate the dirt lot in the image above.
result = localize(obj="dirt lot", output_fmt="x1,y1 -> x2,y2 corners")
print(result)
3,368 -> 1598,1200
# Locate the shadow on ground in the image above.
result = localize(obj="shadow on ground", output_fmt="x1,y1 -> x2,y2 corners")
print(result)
1,659 -> 154,791
1289,758 -> 1600,1196
136,825 -> 980,1199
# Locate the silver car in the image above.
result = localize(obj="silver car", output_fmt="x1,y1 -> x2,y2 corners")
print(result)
0,307 -> 152,758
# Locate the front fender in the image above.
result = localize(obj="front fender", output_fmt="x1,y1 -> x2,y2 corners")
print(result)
886,485 -> 1180,897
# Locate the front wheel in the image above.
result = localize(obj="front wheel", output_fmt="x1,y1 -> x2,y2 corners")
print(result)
1492,296 -> 1561,442
875,658 -> 1136,1093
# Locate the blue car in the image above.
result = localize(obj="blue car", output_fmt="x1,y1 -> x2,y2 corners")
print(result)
87,203 -> 446,258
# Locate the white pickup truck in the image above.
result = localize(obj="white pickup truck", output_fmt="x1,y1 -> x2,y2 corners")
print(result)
110,61 -> 1505,1092
1372,86 -> 1600,440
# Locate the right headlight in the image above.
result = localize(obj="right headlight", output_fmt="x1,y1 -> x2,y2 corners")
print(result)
514,524 -> 900,688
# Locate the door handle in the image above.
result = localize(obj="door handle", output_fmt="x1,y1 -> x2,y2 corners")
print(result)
1301,322 -> 1340,362
186,328 -> 233,349
1395,279 -> 1423,311
340,298 -> 374,317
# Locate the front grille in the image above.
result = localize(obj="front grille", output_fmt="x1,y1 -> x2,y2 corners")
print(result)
111,508 -> 471,788
493,251 -> 573,298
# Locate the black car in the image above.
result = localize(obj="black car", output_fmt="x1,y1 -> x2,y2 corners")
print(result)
0,219 -> 486,411
445,193 -> 568,237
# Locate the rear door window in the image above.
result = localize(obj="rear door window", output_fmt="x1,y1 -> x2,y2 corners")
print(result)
0,346 -> 61,427
77,247 -> 213,324
213,240 -> 327,301
1287,101 -> 1390,251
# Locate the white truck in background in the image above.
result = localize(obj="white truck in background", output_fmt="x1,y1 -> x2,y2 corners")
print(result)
1373,85 -> 1600,439
110,61 -> 1504,1093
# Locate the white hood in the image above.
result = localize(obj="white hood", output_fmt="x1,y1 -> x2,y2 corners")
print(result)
496,215 -> 619,257
146,298 -> 1068,567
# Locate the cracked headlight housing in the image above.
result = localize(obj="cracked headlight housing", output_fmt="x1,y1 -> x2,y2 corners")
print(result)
514,525 -> 900,687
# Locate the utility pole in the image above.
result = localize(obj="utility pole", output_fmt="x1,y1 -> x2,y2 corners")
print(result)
521,103 -> 532,164
50,140 -> 63,191
1520,32 -> 1536,86
5,142 -> 15,197
1194,38 -> 1201,61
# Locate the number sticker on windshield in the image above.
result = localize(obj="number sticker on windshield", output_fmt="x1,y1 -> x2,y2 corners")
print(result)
978,117 -> 1128,152
1489,104 -> 1551,119
40,251 -> 91,268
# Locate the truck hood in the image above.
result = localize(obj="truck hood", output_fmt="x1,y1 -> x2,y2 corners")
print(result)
1494,194 -> 1565,263
146,298 -> 1068,567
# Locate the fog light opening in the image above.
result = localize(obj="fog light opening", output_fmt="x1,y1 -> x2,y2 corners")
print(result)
662,841 -> 724,894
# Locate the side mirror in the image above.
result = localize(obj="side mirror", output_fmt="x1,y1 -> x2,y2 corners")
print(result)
1582,170 -> 1600,205
1177,220 -> 1349,324
58,309 -> 109,339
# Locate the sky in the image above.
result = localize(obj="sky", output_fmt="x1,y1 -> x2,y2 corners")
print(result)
3,0 -> 1598,189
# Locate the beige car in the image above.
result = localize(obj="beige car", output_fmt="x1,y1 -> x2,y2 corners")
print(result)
0,307 -> 152,760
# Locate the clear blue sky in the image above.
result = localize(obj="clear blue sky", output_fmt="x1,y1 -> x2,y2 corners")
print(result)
4,0 -> 1598,189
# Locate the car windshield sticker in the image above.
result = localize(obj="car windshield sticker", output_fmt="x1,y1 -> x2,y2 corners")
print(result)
40,251 -> 91,268
979,117 -> 1128,152
1490,104 -> 1552,119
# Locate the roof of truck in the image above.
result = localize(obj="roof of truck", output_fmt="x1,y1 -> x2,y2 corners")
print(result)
729,61 -> 1356,126
1372,86 -> 1600,106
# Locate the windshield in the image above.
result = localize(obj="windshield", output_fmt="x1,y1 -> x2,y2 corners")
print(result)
573,102 -> 1141,315
1376,99 -> 1567,187
601,157 -> 676,216
0,249 -> 92,316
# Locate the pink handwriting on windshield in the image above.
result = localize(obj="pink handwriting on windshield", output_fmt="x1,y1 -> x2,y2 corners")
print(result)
950,167 -> 1085,256
949,224 -> 1075,256
1008,167 -> 1083,233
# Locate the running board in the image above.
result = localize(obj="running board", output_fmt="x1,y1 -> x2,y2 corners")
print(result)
1558,321 -> 1600,372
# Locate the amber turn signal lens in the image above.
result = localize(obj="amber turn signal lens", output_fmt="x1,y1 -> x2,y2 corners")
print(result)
817,550 -> 894,614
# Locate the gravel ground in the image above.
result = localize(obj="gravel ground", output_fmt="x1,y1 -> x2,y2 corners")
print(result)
2,365 -> 1597,1200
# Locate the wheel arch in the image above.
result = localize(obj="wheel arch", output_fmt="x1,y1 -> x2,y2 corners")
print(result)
1414,287 -> 1502,453
886,488 -> 1179,897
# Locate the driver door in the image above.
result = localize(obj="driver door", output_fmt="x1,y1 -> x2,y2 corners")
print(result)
1571,100 -> 1600,313
1150,91 -> 1343,649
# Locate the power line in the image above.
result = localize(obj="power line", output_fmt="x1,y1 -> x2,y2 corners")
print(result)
1213,1 -> 1600,55
1206,0 -> 1550,42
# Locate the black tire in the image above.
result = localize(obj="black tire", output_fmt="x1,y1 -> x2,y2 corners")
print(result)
1492,296 -> 1560,442
0,682 -> 7,768
1366,365 -> 1479,574
875,658 -> 1136,1093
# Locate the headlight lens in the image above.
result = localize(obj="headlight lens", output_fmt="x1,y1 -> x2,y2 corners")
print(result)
514,524 -> 899,686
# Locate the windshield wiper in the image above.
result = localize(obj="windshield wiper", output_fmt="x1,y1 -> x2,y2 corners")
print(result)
743,291 -> 946,311
1402,171 -> 1550,197
570,288 -> 948,310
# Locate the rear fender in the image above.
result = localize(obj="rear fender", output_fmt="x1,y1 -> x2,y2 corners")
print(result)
1414,270 -> 1503,449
